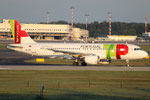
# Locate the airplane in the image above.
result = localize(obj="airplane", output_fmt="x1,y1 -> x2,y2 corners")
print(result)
7,19 -> 148,66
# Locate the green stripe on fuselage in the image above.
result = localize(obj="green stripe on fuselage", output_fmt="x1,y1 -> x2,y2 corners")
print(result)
9,20 -> 15,41
103,44 -> 116,59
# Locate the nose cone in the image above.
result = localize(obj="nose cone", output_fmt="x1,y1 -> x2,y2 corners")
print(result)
142,51 -> 148,59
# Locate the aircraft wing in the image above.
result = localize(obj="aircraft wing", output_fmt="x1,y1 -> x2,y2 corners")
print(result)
47,48 -> 92,57
39,54 -> 72,59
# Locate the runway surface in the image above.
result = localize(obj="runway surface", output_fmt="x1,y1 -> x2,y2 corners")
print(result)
0,65 -> 150,71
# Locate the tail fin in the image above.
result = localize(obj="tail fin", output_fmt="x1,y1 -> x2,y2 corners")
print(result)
9,19 -> 35,44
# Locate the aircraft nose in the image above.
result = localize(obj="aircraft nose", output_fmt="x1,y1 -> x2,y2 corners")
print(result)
142,51 -> 148,58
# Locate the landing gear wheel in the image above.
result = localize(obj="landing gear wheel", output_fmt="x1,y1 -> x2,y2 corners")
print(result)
108,60 -> 111,64
73,62 -> 79,66
81,62 -> 87,66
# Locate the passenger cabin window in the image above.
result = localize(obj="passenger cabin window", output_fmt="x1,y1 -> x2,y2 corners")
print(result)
134,48 -> 142,50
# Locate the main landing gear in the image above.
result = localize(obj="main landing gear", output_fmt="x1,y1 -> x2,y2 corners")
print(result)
73,59 -> 87,66
81,61 -> 87,66
73,62 -> 79,66
73,59 -> 79,66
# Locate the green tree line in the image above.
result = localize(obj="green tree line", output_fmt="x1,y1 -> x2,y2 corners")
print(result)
40,21 -> 150,37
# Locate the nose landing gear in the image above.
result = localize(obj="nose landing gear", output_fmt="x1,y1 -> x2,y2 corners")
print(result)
126,59 -> 130,67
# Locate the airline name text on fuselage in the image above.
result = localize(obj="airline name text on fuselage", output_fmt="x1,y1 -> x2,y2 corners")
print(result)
80,45 -> 101,49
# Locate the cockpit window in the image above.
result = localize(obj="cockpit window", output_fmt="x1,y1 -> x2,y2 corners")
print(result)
134,48 -> 142,50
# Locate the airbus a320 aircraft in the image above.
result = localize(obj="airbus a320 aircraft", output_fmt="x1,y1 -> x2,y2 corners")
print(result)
7,20 -> 148,66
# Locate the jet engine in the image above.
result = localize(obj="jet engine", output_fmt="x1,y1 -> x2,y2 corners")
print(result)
84,55 -> 99,64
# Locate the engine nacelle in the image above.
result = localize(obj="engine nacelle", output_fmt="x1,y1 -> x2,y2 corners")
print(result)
84,55 -> 98,64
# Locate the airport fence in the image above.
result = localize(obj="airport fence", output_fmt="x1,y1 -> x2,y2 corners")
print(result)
0,80 -> 149,94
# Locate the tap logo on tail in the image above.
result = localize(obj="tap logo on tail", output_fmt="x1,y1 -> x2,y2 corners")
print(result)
9,20 -> 29,44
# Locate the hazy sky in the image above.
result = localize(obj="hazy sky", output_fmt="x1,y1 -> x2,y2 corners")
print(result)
0,0 -> 150,23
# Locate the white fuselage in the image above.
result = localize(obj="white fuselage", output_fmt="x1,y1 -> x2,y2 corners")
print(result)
8,43 -> 148,60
